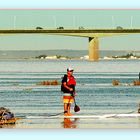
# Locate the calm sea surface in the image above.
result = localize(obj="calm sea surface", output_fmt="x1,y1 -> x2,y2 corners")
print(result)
0,59 -> 140,128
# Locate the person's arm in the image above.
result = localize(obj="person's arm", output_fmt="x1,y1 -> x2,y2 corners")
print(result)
63,82 -> 73,91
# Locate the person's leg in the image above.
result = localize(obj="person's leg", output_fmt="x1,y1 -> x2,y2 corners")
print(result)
64,103 -> 68,116
67,103 -> 73,116
63,95 -> 73,116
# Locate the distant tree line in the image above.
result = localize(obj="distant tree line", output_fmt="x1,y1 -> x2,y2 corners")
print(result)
112,53 -> 140,59
35,55 -> 71,59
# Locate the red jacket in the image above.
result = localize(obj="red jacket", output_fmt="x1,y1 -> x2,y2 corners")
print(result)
67,75 -> 76,86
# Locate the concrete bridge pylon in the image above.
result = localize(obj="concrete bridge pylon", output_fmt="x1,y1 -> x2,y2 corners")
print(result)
88,37 -> 99,61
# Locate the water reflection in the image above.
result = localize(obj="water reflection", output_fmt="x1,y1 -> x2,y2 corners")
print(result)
62,118 -> 79,128
0,123 -> 16,128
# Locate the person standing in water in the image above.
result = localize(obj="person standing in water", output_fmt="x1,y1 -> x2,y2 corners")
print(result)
61,67 -> 76,116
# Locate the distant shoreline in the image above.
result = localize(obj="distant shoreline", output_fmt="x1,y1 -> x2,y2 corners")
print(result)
0,50 -> 140,60
0,56 -> 140,61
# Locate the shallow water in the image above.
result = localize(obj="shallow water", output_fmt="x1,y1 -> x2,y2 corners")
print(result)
0,59 -> 140,128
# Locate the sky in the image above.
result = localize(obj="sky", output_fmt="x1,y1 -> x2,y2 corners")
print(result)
0,9 -> 140,51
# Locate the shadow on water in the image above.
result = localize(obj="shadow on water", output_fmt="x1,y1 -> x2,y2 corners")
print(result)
62,118 -> 79,128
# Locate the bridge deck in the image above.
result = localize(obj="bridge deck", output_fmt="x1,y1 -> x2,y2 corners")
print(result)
0,29 -> 140,37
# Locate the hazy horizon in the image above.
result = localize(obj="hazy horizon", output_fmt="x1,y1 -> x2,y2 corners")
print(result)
0,49 -> 140,51
0,49 -> 139,59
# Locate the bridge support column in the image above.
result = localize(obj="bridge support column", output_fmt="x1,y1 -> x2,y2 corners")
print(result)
88,37 -> 99,61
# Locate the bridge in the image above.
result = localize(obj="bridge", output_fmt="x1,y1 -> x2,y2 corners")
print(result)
1,29 -> 140,61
